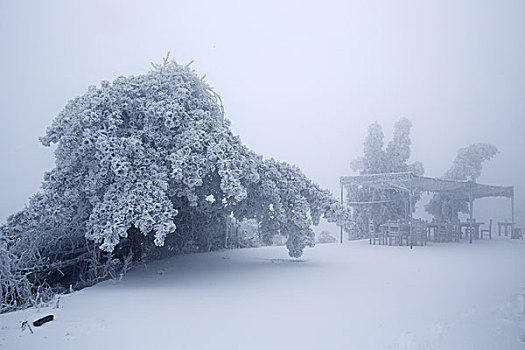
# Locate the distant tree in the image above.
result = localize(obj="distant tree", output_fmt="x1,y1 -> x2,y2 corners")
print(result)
443,143 -> 499,181
348,122 -> 386,237
383,118 -> 424,221
350,122 -> 386,174
347,118 -> 424,237
425,143 -> 498,221
386,118 -> 413,172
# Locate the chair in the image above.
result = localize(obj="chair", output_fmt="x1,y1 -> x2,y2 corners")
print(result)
389,227 -> 402,246
411,219 -> 427,246
369,220 -> 383,245
449,223 -> 460,242
400,224 -> 411,246
435,223 -> 452,242
480,219 -> 492,239
511,227 -> 523,239
385,221 -> 408,246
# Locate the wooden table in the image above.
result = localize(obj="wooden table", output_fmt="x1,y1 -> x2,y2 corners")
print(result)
498,222 -> 513,236
458,222 -> 483,239
427,222 -> 460,242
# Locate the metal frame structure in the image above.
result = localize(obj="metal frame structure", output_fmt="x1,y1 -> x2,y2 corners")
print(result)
339,172 -> 514,244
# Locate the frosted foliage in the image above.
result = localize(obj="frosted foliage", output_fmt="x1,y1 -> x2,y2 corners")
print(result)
233,159 -> 351,257
39,61 -> 262,251
0,59 -> 348,259
425,143 -> 498,221
386,118 -> 412,172
38,63 -> 253,251
362,122 -> 386,174
0,189 -> 89,312
444,143 -> 498,181
352,119 -> 421,176
39,62 -> 235,251
407,161 -> 425,176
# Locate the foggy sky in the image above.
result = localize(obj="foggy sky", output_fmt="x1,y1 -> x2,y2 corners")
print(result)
1,0 -> 524,226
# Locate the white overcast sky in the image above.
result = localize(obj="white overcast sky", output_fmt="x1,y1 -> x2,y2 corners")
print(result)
1,0 -> 524,225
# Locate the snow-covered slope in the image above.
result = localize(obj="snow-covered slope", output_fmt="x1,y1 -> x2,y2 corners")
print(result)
1,238 -> 524,349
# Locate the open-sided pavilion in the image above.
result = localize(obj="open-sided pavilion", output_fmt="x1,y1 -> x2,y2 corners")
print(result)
339,172 -> 514,244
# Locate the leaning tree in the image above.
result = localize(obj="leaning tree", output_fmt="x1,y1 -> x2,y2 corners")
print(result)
0,58 -> 350,312
425,143 -> 498,221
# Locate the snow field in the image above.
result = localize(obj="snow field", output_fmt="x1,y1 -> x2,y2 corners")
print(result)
1,237 -> 524,349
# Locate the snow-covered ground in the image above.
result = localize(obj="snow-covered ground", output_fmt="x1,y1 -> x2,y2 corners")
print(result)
1,237 -> 524,349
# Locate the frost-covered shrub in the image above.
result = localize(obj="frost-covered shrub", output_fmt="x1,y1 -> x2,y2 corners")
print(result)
316,230 -> 337,244
0,236 -> 32,312
0,58 -> 351,312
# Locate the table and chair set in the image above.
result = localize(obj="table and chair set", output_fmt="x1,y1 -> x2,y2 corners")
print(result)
369,218 -> 522,247
341,172 -> 518,247
369,219 -> 428,247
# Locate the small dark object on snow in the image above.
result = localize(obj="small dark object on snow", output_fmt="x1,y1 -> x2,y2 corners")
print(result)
33,315 -> 54,327
21,321 -> 33,334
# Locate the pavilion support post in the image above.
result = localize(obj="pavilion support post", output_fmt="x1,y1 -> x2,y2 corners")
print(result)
469,182 -> 474,244
340,183 -> 344,244
409,180 -> 413,249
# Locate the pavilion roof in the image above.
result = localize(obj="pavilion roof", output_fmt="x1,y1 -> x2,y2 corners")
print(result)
340,172 -> 513,200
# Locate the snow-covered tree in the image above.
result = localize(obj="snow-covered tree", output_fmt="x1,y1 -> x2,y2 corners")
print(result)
0,58 -> 351,311
351,122 -> 386,174
425,143 -> 498,221
347,118 -> 424,237
386,117 -> 413,172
